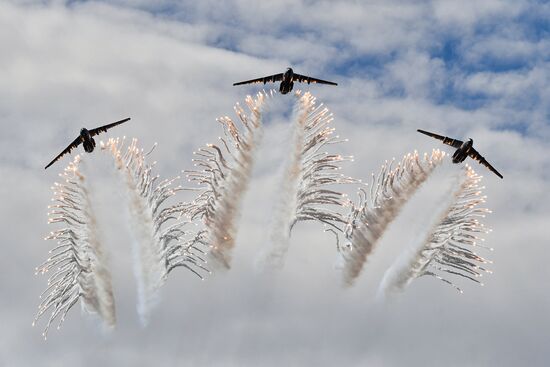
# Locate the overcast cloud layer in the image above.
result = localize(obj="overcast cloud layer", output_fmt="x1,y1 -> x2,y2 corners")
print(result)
1,1 -> 549,366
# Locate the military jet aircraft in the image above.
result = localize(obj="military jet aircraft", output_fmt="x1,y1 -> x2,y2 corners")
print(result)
45,117 -> 130,169
417,129 -> 503,179
233,67 -> 337,94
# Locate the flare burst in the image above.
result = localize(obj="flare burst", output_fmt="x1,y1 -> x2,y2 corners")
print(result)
34,156 -> 115,339
184,91 -> 271,269
102,138 -> 208,322
340,150 -> 446,285
261,91 -> 356,268
291,92 -> 356,230
382,165 -> 493,293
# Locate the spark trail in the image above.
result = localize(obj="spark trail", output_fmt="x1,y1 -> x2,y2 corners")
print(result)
102,138 -> 208,324
340,150 -> 446,286
380,165 -> 493,294
260,91 -> 355,269
34,156 -> 115,339
184,91 -> 271,269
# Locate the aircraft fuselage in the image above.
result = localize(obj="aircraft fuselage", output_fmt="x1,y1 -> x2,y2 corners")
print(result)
80,128 -> 96,153
279,68 -> 294,94
452,138 -> 473,163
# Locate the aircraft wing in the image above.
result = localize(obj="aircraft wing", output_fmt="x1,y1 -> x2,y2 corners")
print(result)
45,136 -> 82,169
468,148 -> 503,179
292,73 -> 337,85
89,118 -> 131,137
233,73 -> 284,86
417,129 -> 463,148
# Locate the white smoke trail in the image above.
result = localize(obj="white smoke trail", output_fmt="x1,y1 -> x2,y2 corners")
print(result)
184,91 -> 271,269
340,150 -> 446,286
380,165 -> 493,294
34,156 -> 115,339
260,91 -> 355,269
101,138 -> 208,323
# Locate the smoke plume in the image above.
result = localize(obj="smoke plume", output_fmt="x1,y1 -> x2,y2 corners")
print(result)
260,91 -> 355,269
340,150 -> 446,286
34,156 -> 115,339
184,91 -> 271,269
102,138 -> 208,324
380,165 -> 493,294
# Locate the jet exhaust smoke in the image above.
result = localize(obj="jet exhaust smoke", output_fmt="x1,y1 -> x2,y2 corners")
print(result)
340,150 -> 446,286
102,138 -> 209,324
184,91 -> 272,269
380,165 -> 493,294
34,156 -> 115,339
260,91 -> 355,269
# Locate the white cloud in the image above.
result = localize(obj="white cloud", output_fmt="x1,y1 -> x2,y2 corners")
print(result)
432,0 -> 523,29
1,1 -> 550,366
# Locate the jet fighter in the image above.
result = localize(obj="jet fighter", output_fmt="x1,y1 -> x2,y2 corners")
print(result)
417,129 -> 503,179
233,67 -> 337,94
45,117 -> 130,169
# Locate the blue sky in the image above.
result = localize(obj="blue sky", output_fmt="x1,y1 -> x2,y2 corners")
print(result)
1,1 -> 549,366
115,0 -> 550,120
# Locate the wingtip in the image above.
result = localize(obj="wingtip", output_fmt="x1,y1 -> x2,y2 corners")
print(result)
416,129 -> 430,136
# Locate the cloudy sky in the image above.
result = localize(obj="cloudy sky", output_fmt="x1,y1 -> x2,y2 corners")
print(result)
1,0 -> 549,366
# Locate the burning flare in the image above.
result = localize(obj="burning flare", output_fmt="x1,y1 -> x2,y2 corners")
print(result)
260,91 -> 355,269
380,165 -> 493,294
34,156 -> 115,339
184,91 -> 272,269
340,150 -> 446,286
101,138 -> 209,323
